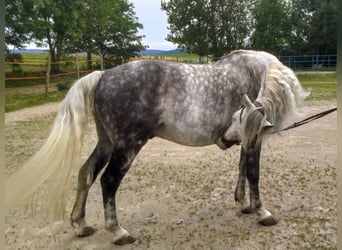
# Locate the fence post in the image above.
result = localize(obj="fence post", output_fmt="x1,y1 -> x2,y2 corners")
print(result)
45,53 -> 51,97
75,53 -> 80,79
100,54 -> 104,70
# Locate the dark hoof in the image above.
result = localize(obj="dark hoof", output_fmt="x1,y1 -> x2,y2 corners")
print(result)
113,235 -> 136,245
259,216 -> 279,226
77,226 -> 97,237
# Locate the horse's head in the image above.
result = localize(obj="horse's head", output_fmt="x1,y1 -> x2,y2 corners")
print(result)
224,94 -> 273,150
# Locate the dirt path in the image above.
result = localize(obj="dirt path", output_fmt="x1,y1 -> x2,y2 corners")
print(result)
5,101 -> 337,249
5,102 -> 59,125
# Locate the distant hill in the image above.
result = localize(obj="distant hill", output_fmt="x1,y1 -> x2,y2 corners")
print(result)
9,48 -> 49,54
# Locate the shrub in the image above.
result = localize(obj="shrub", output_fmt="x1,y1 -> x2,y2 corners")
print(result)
56,82 -> 72,91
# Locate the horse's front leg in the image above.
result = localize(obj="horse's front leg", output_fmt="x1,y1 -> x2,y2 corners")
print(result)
245,144 -> 278,226
234,147 -> 251,213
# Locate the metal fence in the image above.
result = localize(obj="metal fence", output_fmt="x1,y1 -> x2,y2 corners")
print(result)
278,54 -> 337,70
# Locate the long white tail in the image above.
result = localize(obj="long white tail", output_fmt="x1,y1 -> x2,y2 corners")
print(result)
5,71 -> 104,219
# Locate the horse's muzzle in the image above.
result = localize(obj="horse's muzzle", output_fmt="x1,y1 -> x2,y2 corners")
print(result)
217,138 -> 241,149
223,139 -> 241,147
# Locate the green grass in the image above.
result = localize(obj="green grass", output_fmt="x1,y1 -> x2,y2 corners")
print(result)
297,73 -> 336,101
297,72 -> 336,82
5,91 -> 66,112
21,53 -> 49,61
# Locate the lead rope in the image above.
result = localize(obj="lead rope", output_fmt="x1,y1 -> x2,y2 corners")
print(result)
276,107 -> 337,133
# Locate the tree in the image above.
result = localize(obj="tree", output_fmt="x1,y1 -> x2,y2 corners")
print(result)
208,0 -> 252,58
260,0 -> 337,55
308,0 -> 337,54
161,0 -> 209,57
250,0 -> 288,55
161,0 -> 251,58
285,0 -> 315,54
19,0 -> 85,72
5,0 -> 35,50
78,0 -> 145,68
5,0 -> 145,70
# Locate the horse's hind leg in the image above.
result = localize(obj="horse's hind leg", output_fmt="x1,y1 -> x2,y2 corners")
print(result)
71,130 -> 113,236
100,143 -> 146,245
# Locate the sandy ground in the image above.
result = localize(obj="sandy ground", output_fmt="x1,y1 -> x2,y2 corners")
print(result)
5,100 -> 337,249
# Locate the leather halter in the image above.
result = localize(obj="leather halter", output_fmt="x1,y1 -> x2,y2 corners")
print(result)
239,101 -> 263,123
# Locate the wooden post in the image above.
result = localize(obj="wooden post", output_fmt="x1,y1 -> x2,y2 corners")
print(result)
75,53 -> 80,79
100,54 -> 104,70
45,53 -> 51,97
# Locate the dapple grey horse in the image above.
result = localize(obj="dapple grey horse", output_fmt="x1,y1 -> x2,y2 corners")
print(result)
6,50 -> 308,245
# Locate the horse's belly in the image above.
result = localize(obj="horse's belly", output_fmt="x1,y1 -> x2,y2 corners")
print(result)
154,123 -> 215,147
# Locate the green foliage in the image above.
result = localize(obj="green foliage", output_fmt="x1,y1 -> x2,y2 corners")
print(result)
286,0 -> 337,54
78,0 -> 145,67
56,82 -> 72,92
5,51 -> 24,75
5,0 -> 33,49
161,0 -> 251,57
5,0 -> 337,61
308,0 -> 337,54
250,0 -> 288,54
5,0 -> 145,69
162,0 -> 337,56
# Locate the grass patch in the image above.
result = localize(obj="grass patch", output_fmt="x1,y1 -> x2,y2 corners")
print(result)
297,73 -> 336,101
21,53 -> 49,61
5,91 -> 66,112
301,81 -> 336,101
297,72 -> 336,82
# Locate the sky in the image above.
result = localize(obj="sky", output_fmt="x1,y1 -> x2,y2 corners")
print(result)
130,0 -> 177,50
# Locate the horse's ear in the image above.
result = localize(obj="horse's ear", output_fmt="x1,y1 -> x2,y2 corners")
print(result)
241,94 -> 253,108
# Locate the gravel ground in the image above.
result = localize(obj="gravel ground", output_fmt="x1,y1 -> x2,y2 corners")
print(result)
5,100 -> 337,249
